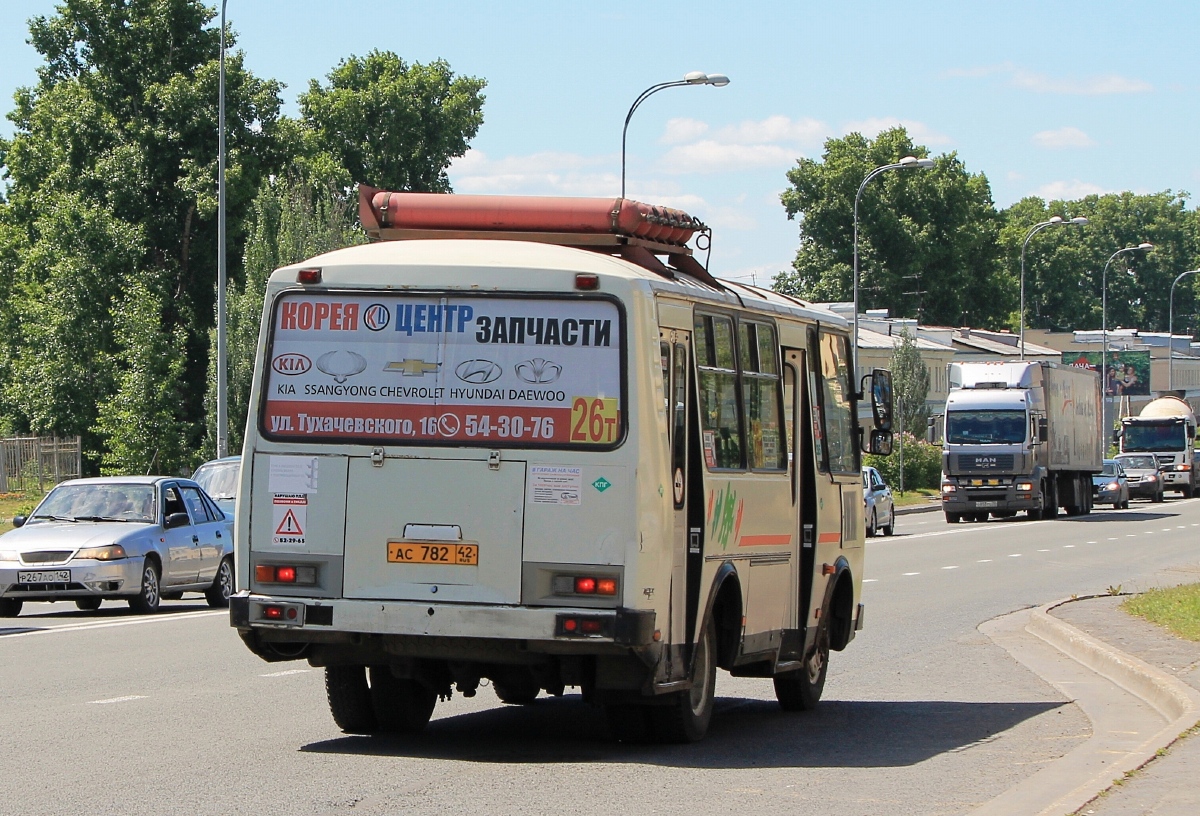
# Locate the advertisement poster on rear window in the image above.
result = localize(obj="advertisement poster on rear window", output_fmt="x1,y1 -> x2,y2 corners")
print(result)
262,294 -> 623,447
1062,350 -> 1150,396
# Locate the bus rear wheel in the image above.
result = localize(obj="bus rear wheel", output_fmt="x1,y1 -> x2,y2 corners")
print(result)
368,665 -> 437,734
325,665 -> 377,734
651,620 -> 717,743
774,627 -> 829,712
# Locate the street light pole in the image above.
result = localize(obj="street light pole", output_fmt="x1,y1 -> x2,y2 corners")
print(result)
1100,243 -> 1153,434
1169,269 -> 1200,392
620,71 -> 729,199
852,156 -> 934,375
216,0 -> 229,459
1019,215 -> 1088,359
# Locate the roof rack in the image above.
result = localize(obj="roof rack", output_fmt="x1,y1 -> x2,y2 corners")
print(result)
357,184 -> 723,289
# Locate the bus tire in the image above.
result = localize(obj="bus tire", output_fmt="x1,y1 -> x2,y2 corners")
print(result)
605,704 -> 654,743
368,665 -> 436,734
492,670 -> 541,705
651,617 -> 717,743
945,512 -> 961,524
773,626 -> 829,712
325,665 -> 377,735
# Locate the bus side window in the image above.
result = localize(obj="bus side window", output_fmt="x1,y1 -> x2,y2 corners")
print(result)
660,341 -> 672,438
808,328 -> 828,472
671,343 -> 688,507
694,313 -> 743,469
740,321 -> 786,470
819,331 -> 858,473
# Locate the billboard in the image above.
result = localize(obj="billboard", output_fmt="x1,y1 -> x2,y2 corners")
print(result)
1062,350 -> 1151,396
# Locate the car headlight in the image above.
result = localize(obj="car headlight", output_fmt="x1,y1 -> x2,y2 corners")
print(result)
1145,474 -> 1157,482
74,545 -> 128,561
1016,482 -> 1033,492
0,550 -> 17,562
1176,464 -> 1191,472
1106,482 -> 1119,491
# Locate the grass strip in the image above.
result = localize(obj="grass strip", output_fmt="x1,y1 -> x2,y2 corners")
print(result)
1122,584 -> 1200,642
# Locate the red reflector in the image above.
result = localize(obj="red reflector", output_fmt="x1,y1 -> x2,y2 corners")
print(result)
574,577 -> 597,594
575,273 -> 600,290
297,268 -> 322,284
596,578 -> 617,595
581,619 -> 603,634
276,566 -> 297,583
563,618 -> 578,632
263,606 -> 283,619
255,565 -> 275,583
286,607 -> 298,620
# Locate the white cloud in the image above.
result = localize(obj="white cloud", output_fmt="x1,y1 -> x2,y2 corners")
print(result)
660,141 -> 801,174
660,117 -> 709,145
1031,126 -> 1096,149
1033,179 -> 1108,200
840,117 -> 952,146
449,150 -> 621,196
1012,70 -> 1152,95
713,115 -> 827,148
946,63 -> 1152,95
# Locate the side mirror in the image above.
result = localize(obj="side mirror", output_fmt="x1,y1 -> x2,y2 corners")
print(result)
1038,417 -> 1049,443
861,369 -> 893,432
164,512 -> 191,530
863,429 -> 893,456
1112,429 -> 1120,445
12,515 -> 26,528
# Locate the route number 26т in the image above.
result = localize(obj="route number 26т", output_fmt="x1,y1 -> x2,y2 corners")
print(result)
570,397 -> 619,444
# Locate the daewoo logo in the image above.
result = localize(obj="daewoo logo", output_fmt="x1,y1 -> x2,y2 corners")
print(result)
272,354 -> 311,376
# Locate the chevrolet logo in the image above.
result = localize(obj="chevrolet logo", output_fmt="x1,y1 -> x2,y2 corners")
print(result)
383,359 -> 440,376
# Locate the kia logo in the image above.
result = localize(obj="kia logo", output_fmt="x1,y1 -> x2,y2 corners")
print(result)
272,353 -> 311,375
363,303 -> 391,332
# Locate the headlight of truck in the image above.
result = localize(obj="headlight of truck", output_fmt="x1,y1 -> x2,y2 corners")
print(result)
941,484 -> 956,493
1176,464 -> 1191,472
1016,481 -> 1033,492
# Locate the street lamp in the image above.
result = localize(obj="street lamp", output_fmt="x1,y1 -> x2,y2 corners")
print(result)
620,71 -> 729,199
216,0 -> 229,459
1169,269 -> 1200,391
852,156 -> 934,374
1018,215 -> 1089,359
1100,243 -> 1153,429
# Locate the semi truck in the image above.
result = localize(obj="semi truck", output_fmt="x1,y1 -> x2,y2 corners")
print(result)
940,361 -> 1102,522
1118,396 -> 1198,497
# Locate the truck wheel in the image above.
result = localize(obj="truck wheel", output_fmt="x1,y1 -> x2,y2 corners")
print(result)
368,665 -> 436,734
1182,485 -> 1193,499
945,512 -> 961,524
652,616 -> 717,743
1041,482 -> 1058,519
492,669 -> 541,705
774,626 -> 829,712
325,665 -> 378,734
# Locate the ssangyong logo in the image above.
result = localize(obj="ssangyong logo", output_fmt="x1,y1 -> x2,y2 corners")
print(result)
363,303 -> 391,332
272,353 -> 311,375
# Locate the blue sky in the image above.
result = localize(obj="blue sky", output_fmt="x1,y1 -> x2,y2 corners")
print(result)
2,1 -> 1197,284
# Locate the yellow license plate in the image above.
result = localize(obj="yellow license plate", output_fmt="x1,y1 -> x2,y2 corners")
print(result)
387,541 -> 478,566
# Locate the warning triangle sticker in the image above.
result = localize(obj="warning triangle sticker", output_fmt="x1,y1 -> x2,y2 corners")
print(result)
275,509 -> 304,536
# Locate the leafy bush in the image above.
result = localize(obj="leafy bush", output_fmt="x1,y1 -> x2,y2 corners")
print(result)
864,433 -> 942,491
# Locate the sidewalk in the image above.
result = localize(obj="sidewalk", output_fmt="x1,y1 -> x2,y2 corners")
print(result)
977,593 -> 1200,816
1053,596 -> 1200,816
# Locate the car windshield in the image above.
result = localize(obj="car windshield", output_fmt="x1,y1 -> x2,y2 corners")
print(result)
32,483 -> 156,523
192,460 -> 240,500
1099,462 -> 1119,477
946,410 -> 1027,445
1122,423 -> 1187,452
1117,455 -> 1157,470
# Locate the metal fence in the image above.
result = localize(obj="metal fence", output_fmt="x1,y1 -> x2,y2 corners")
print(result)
0,436 -> 82,494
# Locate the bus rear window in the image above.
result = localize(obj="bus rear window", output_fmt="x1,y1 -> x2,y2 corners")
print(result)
261,293 -> 624,448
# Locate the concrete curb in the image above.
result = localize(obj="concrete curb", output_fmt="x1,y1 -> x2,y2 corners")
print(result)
1023,597 -> 1200,816
894,501 -> 941,516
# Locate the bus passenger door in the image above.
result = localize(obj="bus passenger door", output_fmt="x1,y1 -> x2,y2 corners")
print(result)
783,349 -> 817,655
660,332 -> 693,680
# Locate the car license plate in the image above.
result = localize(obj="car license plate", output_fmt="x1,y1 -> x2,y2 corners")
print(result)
975,501 -> 999,508
387,542 -> 478,566
18,570 -> 71,584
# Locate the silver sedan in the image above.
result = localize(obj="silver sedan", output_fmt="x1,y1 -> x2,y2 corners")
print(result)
862,466 -> 895,536
0,476 -> 234,617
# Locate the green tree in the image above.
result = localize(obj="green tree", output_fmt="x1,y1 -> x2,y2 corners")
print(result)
94,274 -> 191,476
0,0 -> 287,465
890,328 -> 930,435
1000,192 -> 1200,334
299,51 -> 485,191
203,174 -> 367,457
775,127 -> 1006,328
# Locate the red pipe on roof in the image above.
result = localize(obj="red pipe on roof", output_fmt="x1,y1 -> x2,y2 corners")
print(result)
358,185 -> 704,246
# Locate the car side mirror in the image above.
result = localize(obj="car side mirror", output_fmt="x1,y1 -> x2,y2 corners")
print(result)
863,429 -> 893,456
164,512 -> 191,529
12,515 -> 26,528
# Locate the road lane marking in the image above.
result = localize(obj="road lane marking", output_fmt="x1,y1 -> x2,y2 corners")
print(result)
0,610 -> 226,641
260,669 -> 311,678
863,579 -> 878,583
1127,534 -> 1138,538
1162,528 -> 1173,532
903,572 -> 920,576
89,695 -> 147,705
1108,537 -> 1118,540
1064,545 -> 1076,548
1087,541 -> 1098,544
978,559 -> 993,563
942,566 -> 958,570
1009,553 -> 1022,557
1038,549 -> 1050,552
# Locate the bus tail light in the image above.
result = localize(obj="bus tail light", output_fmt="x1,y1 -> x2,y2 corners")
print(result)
255,602 -> 304,626
555,613 -> 612,638
575,273 -> 600,290
552,573 -> 619,598
297,267 -> 322,284
255,564 -> 318,586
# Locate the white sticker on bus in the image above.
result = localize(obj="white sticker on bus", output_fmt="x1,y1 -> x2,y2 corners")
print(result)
529,466 -> 583,506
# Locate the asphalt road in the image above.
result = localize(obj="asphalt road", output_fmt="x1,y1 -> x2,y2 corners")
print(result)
3,497 -> 1199,816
